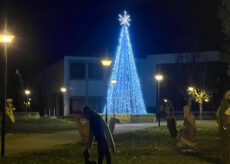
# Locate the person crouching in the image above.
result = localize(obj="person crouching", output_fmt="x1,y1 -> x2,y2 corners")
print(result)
83,106 -> 115,164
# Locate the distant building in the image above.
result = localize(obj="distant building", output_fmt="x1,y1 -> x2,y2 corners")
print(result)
31,51 -> 230,116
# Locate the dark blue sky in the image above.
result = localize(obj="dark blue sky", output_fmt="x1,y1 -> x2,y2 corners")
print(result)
0,0 -> 225,76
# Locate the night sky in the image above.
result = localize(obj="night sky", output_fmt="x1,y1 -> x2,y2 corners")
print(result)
0,0 -> 225,79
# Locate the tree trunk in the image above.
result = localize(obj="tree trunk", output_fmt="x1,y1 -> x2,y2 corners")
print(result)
199,102 -> 203,120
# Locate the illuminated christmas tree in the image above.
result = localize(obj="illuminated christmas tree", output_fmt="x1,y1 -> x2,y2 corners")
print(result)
105,11 -> 146,114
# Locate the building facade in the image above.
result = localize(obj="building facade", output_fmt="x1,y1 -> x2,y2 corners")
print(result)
32,51 -> 230,116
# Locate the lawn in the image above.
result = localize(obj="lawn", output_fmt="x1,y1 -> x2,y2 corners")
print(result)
0,121 -> 222,164
0,117 -> 77,134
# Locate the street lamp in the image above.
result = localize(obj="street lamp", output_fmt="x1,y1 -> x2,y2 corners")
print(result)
101,59 -> 112,66
0,35 -> 14,43
24,89 -> 31,110
24,89 -> 31,112
60,87 -> 67,93
155,74 -> 163,127
163,99 -> 168,103
101,58 -> 112,123
111,79 -> 117,118
155,74 -> 163,81
0,31 -> 14,157
25,89 -> 31,95
59,87 -> 67,116
187,86 -> 194,107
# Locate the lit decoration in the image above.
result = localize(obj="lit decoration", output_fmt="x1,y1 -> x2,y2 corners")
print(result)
187,87 -> 210,104
119,10 -> 131,26
6,98 -> 16,123
187,86 -> 211,119
104,11 -> 147,114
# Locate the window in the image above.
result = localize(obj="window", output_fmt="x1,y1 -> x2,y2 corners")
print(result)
88,63 -> 103,80
70,62 -> 86,80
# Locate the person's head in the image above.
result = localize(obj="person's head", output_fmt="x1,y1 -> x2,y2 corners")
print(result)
83,106 -> 92,120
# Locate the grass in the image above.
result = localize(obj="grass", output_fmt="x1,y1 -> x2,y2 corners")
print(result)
0,117 -> 77,134
0,121 -> 222,164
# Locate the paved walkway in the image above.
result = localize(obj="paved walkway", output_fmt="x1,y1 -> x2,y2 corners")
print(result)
1,122 -> 161,156
114,122 -> 166,134
0,120 -> 216,156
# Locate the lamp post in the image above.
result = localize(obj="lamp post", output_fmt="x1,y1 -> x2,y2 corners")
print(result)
60,87 -> 67,116
0,31 -> 14,157
155,74 -> 163,127
111,79 -> 117,118
101,59 -> 112,123
24,89 -> 31,112
187,86 -> 194,107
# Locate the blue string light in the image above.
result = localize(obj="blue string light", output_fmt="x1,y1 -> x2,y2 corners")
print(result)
104,11 -> 147,114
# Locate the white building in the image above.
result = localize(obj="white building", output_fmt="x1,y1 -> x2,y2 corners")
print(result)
32,51 -> 230,116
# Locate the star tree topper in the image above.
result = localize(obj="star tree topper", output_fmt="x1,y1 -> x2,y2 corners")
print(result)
119,10 -> 131,26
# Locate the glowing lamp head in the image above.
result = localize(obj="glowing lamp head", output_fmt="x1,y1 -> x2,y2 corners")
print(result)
155,74 -> 163,81
111,80 -> 117,84
204,98 -> 209,102
163,99 -> 168,103
101,59 -> 112,67
188,86 -> 194,91
25,90 -> 31,95
60,87 -> 67,93
0,34 -> 14,43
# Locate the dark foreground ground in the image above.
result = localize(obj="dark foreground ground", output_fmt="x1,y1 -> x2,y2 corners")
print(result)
0,120 -> 222,164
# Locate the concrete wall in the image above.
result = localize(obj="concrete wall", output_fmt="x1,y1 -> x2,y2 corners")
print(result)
64,56 -> 107,115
